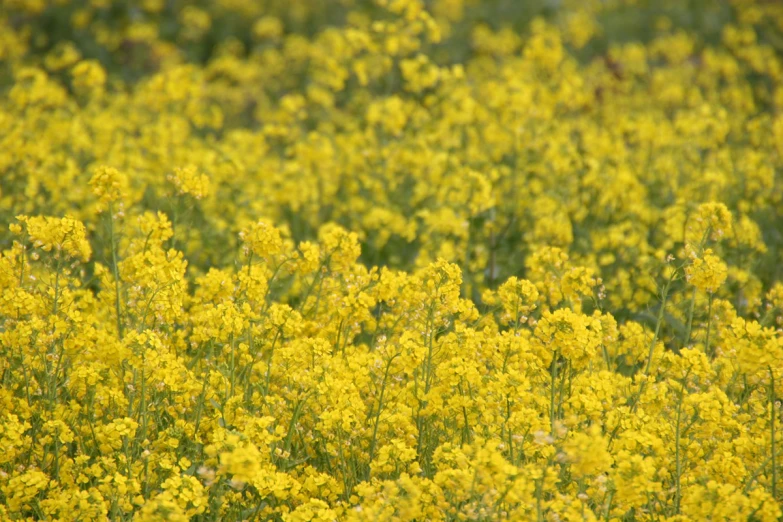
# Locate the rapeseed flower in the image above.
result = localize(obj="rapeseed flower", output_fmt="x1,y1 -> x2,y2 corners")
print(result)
1,0 -> 782,519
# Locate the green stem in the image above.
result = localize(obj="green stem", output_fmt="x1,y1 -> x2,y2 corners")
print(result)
108,202 -> 124,340
771,367 -> 777,500
536,464 -> 547,522
705,293 -> 714,357
550,348 -> 559,436
674,382 -> 684,514
369,354 -> 400,466
604,489 -> 614,521
263,329 -> 282,402
52,258 -> 61,316
683,287 -> 696,349
48,260 -> 64,434
193,363 -> 210,440
645,276 -> 672,376
229,335 -> 236,398
18,242 -> 26,287
743,454 -> 773,494
634,275 -> 673,411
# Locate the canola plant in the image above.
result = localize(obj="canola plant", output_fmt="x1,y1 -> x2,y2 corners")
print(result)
1,0 -> 783,520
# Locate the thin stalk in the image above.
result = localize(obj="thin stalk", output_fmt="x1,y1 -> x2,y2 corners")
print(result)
645,276 -> 673,376
536,464 -> 547,522
108,202 -> 124,339
604,489 -> 614,521
634,275 -> 674,411
335,428 -> 352,501
193,363 -> 211,440
674,382 -> 684,514
458,381 -> 472,444
229,335 -> 236,398
771,367 -> 777,500
416,305 -> 436,474
262,329 -> 282,402
743,454 -> 773,494
369,354 -> 400,465
683,287 -> 696,348
18,243 -> 26,287
47,261 -> 67,479
557,360 -> 569,422
138,364 -> 147,444
705,293 -> 714,357
282,395 -> 310,463
52,258 -> 61,316
550,349 -> 559,436
536,455 -> 555,522
505,395 -> 514,462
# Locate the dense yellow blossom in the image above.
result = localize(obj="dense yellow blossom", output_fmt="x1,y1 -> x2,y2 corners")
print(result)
15,215 -> 92,261
89,165 -> 129,211
169,166 -> 212,200
686,248 -> 729,294
1,0 -> 783,520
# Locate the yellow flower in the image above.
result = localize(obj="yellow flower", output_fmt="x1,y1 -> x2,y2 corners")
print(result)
2,1 -> 783,519
534,308 -> 602,369
253,16 -> 284,41
318,223 -> 361,272
2,469 -> 50,513
133,495 -> 189,522
169,165 -> 212,200
89,165 -> 129,211
16,215 -> 92,261
240,219 -> 286,259
71,59 -> 107,95
496,276 -> 539,326
685,249 -> 728,294
284,498 -> 339,522
44,41 -> 82,71
562,425 -> 612,477
219,435 -> 263,485
686,202 -> 733,247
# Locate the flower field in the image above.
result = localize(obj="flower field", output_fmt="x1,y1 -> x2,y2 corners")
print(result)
2,0 -> 783,520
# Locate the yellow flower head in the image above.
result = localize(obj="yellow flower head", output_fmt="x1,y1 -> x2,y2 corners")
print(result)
89,165 -> 129,211
240,219 -> 286,259
169,165 -> 212,200
497,276 -> 539,325
685,248 -> 728,294
71,59 -> 107,94
534,308 -> 602,368
562,425 -> 612,477
16,215 -> 92,261
318,223 -> 361,271
253,16 -> 284,41
686,202 -> 733,248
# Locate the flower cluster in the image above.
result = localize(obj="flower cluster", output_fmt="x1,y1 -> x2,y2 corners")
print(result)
1,0 -> 783,520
